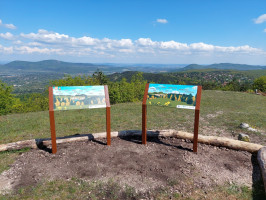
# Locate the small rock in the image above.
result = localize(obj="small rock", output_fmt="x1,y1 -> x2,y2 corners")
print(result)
248,127 -> 258,132
238,133 -> 250,142
240,123 -> 249,129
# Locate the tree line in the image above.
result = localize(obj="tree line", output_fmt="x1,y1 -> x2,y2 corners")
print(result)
0,72 -> 265,115
0,71 -> 146,115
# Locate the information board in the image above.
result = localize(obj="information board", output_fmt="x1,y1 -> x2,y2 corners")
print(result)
142,83 -> 202,153
49,85 -> 111,154
147,84 -> 198,109
53,86 -> 106,111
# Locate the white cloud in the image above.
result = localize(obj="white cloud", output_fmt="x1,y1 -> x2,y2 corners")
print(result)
172,91 -> 180,94
264,28 -> 266,33
21,29 -> 70,44
77,36 -> 99,45
0,32 -> 14,40
160,41 -> 188,50
0,29 -> 265,64
0,44 -> 14,54
136,38 -> 157,47
5,24 -> 16,29
13,40 -> 22,45
0,19 -> 17,29
254,14 -> 266,24
190,42 -> 215,51
119,49 -> 133,53
156,19 -> 168,24
14,46 -> 62,54
20,29 -> 133,52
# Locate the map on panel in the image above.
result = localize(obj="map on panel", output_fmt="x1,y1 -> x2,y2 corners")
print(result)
147,84 -> 198,109
53,86 -> 106,111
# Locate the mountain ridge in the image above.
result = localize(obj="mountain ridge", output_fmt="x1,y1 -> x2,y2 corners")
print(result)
182,63 -> 266,71
1,60 -> 266,74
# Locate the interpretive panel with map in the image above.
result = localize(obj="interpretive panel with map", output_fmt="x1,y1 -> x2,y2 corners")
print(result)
53,86 -> 106,111
147,84 -> 198,109
49,85 -> 111,154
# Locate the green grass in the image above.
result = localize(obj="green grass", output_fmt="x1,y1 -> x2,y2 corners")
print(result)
0,90 -> 265,145
0,179 -> 141,200
200,181 -> 266,200
200,91 -> 266,134
0,90 -> 265,199
0,178 -> 264,200
0,148 -> 30,173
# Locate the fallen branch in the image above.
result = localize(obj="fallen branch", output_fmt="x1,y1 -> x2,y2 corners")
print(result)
258,147 -> 266,192
0,139 -> 37,152
0,129 -> 264,153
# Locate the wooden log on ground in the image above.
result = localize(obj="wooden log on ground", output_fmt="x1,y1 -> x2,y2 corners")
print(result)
0,129 -> 264,153
257,147 -> 266,192
41,129 -> 263,153
0,139 -> 37,152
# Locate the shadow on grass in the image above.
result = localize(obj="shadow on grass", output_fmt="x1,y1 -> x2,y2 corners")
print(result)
251,153 -> 266,199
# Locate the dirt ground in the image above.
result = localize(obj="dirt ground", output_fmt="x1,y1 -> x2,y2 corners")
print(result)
0,135 -> 262,196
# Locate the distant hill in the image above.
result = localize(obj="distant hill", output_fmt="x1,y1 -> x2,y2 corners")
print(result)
0,60 -> 184,74
107,69 -> 266,84
0,60 -> 266,74
107,71 -> 178,83
1,60 -> 123,74
181,63 -> 266,71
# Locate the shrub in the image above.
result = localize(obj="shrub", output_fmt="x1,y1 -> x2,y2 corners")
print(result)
0,80 -> 14,115
253,76 -> 266,92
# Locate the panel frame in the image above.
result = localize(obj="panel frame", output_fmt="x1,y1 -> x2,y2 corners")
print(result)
48,85 -> 111,154
142,83 -> 202,153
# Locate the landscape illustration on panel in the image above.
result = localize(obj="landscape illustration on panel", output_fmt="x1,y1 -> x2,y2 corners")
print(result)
147,84 -> 198,109
53,86 -> 106,111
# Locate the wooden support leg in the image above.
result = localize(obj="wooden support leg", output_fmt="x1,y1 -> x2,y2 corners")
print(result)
193,109 -> 200,153
106,107 -> 111,145
142,104 -> 147,144
49,110 -> 57,154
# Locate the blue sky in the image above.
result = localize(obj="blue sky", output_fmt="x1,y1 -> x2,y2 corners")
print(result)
0,0 -> 266,64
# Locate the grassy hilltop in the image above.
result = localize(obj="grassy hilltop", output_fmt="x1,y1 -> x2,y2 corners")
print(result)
0,90 -> 265,200
0,90 -> 265,145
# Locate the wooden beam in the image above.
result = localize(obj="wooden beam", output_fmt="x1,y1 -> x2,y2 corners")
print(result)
48,87 -> 57,154
104,85 -> 111,146
193,86 -> 202,153
142,83 -> 149,144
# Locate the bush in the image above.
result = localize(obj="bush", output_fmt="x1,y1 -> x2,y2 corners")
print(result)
253,76 -> 266,92
108,73 -> 146,104
0,80 -> 14,115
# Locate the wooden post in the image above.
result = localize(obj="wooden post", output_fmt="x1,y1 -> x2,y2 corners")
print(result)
193,86 -> 202,153
49,87 -> 57,154
142,83 -> 149,144
104,85 -> 111,146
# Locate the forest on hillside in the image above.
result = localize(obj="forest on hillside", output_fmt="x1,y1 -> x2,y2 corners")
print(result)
0,70 -> 265,115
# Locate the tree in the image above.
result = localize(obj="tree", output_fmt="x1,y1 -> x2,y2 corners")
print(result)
131,72 -> 146,101
253,76 -> 266,92
187,94 -> 193,104
0,80 -> 14,115
92,69 -> 108,85
181,95 -> 186,102
171,94 -> 176,101
25,93 -> 48,112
